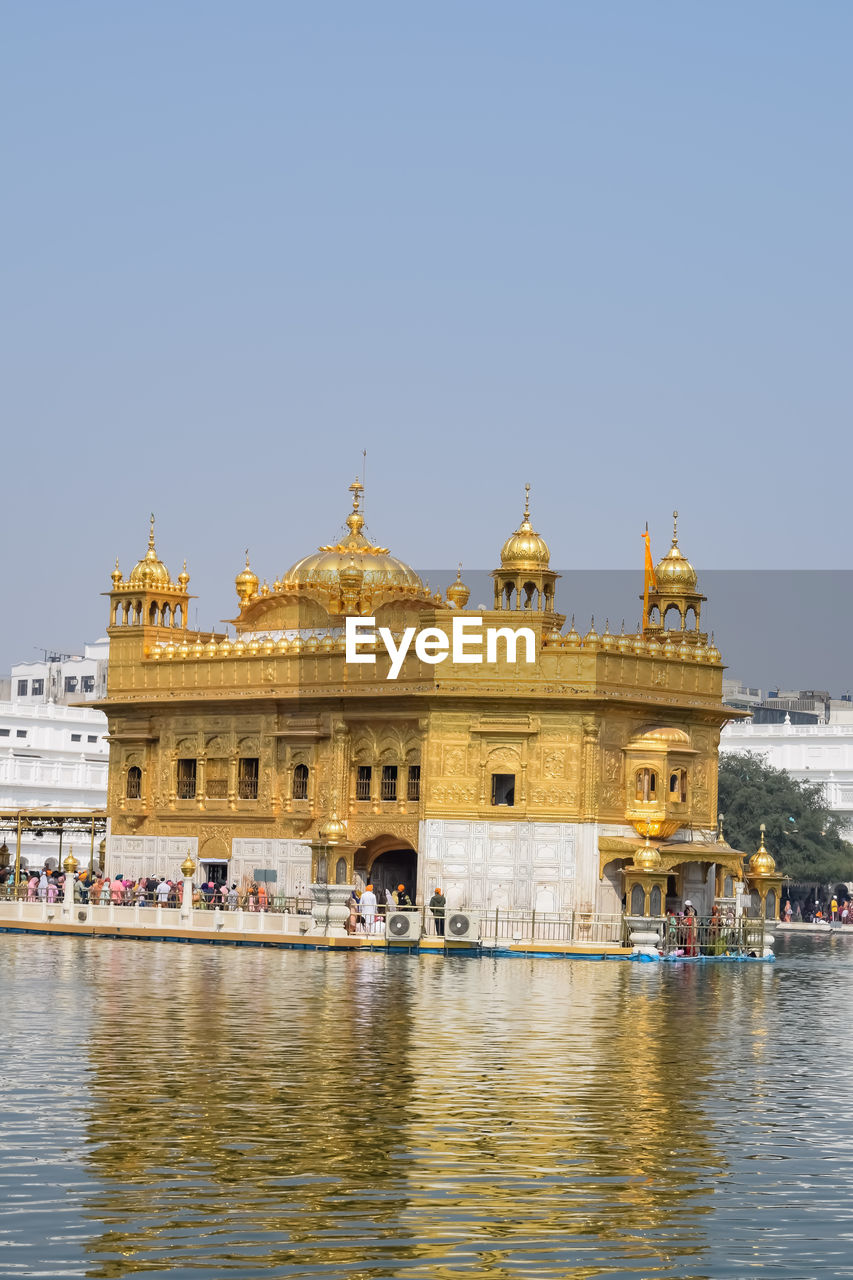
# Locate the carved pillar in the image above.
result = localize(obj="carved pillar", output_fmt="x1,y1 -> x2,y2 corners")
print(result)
582,716 -> 600,821
196,753 -> 206,811
228,754 -> 237,811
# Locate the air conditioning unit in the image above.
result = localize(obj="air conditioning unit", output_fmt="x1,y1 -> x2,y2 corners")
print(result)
386,911 -> 421,942
445,911 -> 479,942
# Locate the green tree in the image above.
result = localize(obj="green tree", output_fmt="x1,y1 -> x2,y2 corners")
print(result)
718,751 -> 853,883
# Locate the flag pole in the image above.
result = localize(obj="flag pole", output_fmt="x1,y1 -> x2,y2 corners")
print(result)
642,522 -> 649,634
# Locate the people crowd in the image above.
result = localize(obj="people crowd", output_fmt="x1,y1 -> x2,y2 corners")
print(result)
0,866 -> 292,912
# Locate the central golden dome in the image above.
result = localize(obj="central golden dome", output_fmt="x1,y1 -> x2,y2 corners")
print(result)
500,485 -> 550,567
655,511 -> 698,592
128,515 -> 171,586
283,479 -> 424,592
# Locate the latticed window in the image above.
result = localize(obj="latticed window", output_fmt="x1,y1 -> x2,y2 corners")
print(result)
293,763 -> 309,800
177,758 -> 197,800
126,766 -> 142,799
635,768 -> 657,803
206,758 -> 228,798
238,757 -> 259,800
381,765 -> 397,801
669,768 -> 688,803
407,764 -> 421,801
356,765 -> 371,800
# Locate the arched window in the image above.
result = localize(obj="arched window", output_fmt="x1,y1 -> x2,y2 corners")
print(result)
149,602 -> 159,625
684,605 -> 697,630
650,885 -> 662,916
765,890 -> 777,920
635,768 -> 657,802
724,875 -> 733,898
523,582 -> 538,609
335,857 -> 348,884
630,884 -> 645,915
126,766 -> 142,799
161,603 -> 171,627
174,603 -> 183,628
669,768 -> 688,803
293,764 -> 309,800
664,603 -> 682,631
648,605 -> 661,626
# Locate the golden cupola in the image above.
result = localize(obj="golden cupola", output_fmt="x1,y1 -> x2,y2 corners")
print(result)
447,564 -> 471,608
749,825 -> 777,877
235,552 -> 259,605
283,478 -> 424,592
492,484 -> 561,620
642,510 -> 707,644
128,515 -> 171,587
107,516 -> 190,633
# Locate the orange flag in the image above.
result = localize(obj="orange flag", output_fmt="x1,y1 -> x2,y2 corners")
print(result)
642,524 -> 656,631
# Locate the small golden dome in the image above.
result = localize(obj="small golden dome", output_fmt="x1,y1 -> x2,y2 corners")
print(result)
583,617 -> 599,648
500,484 -> 550,567
600,619 -> 615,651
633,839 -> 662,872
111,558 -> 122,588
654,511 -> 698,593
236,551 -> 259,603
318,813 -> 347,844
128,515 -> 171,587
706,634 -> 721,663
180,851 -> 196,879
178,560 -> 190,590
565,617 -> 581,648
447,564 -> 470,608
749,825 -> 776,876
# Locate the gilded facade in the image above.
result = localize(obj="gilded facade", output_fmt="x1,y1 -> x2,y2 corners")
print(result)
99,485 -> 756,915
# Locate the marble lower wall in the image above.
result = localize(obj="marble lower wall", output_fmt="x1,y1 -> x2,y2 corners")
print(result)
416,819 -> 638,914
106,832 -> 312,896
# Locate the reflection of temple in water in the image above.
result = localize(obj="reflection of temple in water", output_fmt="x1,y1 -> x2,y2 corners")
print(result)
81,948 -> 419,1273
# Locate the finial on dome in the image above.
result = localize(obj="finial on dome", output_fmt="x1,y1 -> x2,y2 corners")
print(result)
346,477 -> 365,537
523,482 -> 531,521
111,557 -> 122,586
672,509 -> 679,546
149,513 -> 156,552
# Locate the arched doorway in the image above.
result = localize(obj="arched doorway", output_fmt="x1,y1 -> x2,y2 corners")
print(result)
356,834 -> 417,903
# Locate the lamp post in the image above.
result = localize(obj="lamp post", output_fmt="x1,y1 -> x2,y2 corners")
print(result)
62,848 -> 79,919
180,850 -> 196,921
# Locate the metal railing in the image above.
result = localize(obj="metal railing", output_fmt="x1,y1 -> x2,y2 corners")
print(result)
637,914 -> 768,957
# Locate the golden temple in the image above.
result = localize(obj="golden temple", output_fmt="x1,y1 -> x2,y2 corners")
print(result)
98,483 -> 780,919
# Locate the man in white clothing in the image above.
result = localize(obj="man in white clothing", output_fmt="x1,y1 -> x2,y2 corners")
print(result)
156,877 -> 171,904
359,883 -> 377,933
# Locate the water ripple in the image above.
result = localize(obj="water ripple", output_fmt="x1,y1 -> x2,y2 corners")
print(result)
0,934 -> 851,1277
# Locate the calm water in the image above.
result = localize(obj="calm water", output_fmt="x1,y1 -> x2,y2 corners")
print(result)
0,934 -> 851,1279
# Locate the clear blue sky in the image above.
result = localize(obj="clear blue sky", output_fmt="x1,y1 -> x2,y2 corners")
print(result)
2,2 -> 851,671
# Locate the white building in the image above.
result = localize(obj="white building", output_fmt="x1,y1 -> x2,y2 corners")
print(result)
0,642 -> 109,871
720,719 -> 853,841
11,639 -> 109,706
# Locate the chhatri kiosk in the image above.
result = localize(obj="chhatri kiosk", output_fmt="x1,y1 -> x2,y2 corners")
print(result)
98,485 -> 779,921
